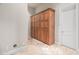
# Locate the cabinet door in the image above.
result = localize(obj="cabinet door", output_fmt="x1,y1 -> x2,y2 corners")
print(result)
37,14 -> 40,40
38,14 -> 41,40
42,29 -> 49,44
31,17 -> 34,37
34,16 -> 36,38
43,11 -> 49,21
44,21 -> 49,28
38,29 -> 41,40
40,13 -> 44,21
40,22 -> 44,28
34,15 -> 39,39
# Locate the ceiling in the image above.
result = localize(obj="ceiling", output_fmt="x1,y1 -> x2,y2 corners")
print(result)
28,3 -> 58,8
28,3 -> 41,8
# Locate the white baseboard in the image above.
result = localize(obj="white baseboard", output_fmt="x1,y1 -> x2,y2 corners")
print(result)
55,41 -> 63,45
2,46 -> 27,55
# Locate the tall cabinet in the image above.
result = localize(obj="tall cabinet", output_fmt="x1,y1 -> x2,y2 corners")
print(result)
31,8 -> 55,45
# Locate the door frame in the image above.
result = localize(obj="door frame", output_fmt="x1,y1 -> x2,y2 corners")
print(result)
75,4 -> 79,49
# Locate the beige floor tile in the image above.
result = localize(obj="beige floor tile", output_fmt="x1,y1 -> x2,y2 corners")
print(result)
16,39 -> 76,55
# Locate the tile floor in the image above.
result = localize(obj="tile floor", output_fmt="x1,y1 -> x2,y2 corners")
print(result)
16,39 -> 76,55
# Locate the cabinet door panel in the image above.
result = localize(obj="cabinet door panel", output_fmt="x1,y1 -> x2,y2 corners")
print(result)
40,13 -> 44,21
44,22 -> 49,28
44,11 -> 49,20
44,31 -> 49,44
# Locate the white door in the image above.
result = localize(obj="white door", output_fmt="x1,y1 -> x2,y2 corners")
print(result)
59,4 -> 76,49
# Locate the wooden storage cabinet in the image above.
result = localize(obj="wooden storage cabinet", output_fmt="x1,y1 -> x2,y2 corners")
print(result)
31,8 -> 55,45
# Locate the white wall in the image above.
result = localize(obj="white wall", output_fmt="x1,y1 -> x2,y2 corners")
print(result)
35,3 -> 54,13
0,3 -> 30,54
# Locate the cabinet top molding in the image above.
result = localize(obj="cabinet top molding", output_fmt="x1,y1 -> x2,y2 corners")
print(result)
31,8 -> 55,17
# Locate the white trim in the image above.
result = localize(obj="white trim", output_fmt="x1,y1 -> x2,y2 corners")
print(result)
62,4 -> 76,12
75,4 -> 79,49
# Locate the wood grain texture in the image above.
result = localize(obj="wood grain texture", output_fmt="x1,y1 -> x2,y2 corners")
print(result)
31,8 -> 55,45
